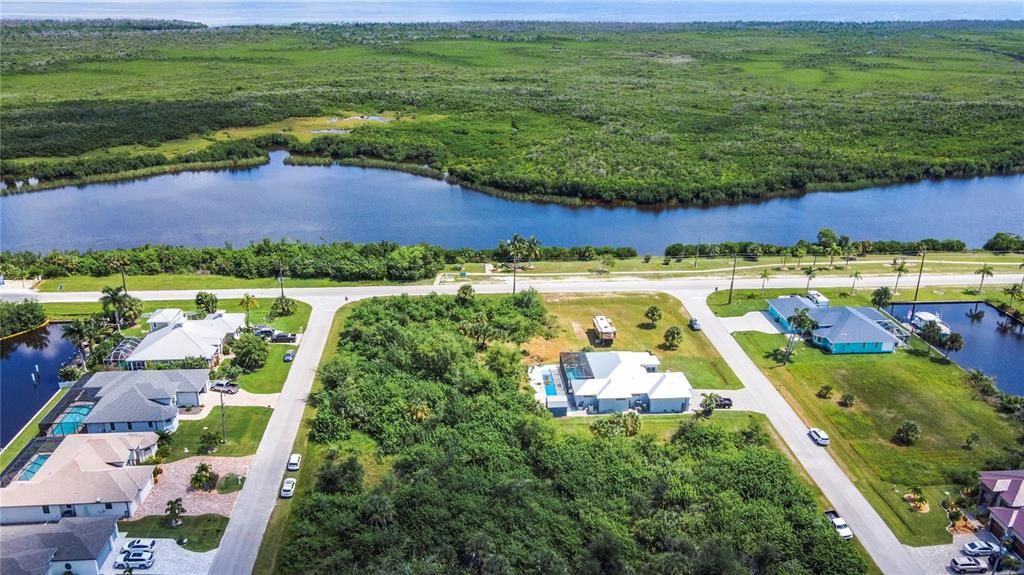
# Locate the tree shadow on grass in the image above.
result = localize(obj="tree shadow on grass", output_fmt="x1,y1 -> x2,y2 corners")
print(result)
637,322 -> 657,330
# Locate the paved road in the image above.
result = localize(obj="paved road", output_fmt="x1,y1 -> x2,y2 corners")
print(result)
676,292 -> 924,575
206,296 -> 342,575
7,272 -> 1016,574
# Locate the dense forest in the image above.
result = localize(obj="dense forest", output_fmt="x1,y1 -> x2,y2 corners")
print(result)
278,292 -> 866,573
1,20 -> 1022,204
0,232 -> 1001,283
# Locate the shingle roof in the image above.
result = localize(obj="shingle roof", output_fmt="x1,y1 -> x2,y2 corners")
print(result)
83,369 -> 209,395
0,433 -> 156,508
810,307 -> 901,345
84,385 -> 177,425
0,516 -> 118,574
990,506 -> 1024,534
982,469 -> 1024,508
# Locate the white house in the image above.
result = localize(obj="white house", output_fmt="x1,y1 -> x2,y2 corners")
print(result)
111,308 -> 246,369
82,369 -> 209,408
0,433 -> 156,525
562,351 -> 692,414
0,515 -> 120,575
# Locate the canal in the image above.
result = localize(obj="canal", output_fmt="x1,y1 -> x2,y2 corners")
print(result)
0,323 -> 79,449
890,302 -> 1024,396
1,152 -> 1022,254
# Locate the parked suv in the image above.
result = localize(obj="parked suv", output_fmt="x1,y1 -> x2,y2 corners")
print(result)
210,380 -> 240,394
121,538 -> 156,553
950,557 -> 987,573
808,428 -> 831,446
716,397 -> 733,409
962,541 -> 1000,557
253,326 -> 275,338
114,551 -> 154,570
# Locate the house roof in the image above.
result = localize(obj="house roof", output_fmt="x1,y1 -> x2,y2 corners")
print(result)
767,296 -> 815,319
195,310 -> 245,334
811,306 -> 901,345
0,433 -> 156,508
990,506 -> 1024,536
83,369 -> 209,395
127,321 -> 225,362
982,470 -> 1024,508
147,308 -> 185,326
84,385 -> 178,425
0,516 -> 118,574
569,352 -> 689,401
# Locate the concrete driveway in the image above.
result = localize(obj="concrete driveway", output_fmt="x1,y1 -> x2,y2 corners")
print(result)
904,530 -> 1006,574
99,536 -> 215,575
690,387 -> 759,413
720,310 -> 784,334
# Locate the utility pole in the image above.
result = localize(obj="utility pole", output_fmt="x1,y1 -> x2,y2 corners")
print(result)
693,237 -> 701,268
219,389 -> 227,444
277,260 -> 285,299
911,251 -> 926,315
120,267 -> 128,295
727,253 -> 738,305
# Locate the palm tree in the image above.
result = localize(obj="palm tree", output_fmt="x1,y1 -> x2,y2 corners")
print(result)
524,235 -> 542,268
61,318 -> 92,363
364,493 -> 395,529
850,270 -> 862,293
190,463 -> 214,490
1004,283 -> 1024,306
239,293 -> 258,326
165,497 -> 186,528
871,286 -> 893,309
975,264 -> 994,293
793,247 -> 806,269
803,267 -> 816,291
827,245 -> 842,269
759,268 -> 771,295
783,308 -> 816,365
944,332 -> 964,358
892,260 -> 909,293
99,285 -> 129,333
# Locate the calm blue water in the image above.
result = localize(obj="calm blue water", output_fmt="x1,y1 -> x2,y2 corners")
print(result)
0,323 -> 79,449
890,302 -> 1024,395
1,152 -> 1021,253
1,1 -> 1019,24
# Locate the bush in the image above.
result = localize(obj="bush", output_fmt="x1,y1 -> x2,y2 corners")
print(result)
663,326 -> 682,349
194,291 -> 219,316
267,296 -> 298,319
231,333 -> 270,372
309,410 -> 350,443
199,430 -> 220,454
894,420 -> 921,446
58,365 -> 85,382
816,385 -> 834,399
0,299 -> 46,337
839,392 -> 855,407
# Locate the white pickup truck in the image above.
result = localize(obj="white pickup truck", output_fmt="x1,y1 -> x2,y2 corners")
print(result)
824,510 -> 854,540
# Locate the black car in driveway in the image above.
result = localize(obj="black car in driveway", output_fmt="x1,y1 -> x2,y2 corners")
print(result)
271,332 -> 297,343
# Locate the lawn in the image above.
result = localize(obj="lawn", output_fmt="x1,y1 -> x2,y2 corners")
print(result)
235,345 -> 298,394
216,473 -> 246,494
42,297 -> 312,335
708,285 -> 1021,318
734,331 -> 1019,546
554,411 -> 770,443
164,407 -> 273,463
119,514 -> 229,552
254,303 -> 399,575
36,274 -> 432,292
525,292 -> 742,389
0,387 -> 69,470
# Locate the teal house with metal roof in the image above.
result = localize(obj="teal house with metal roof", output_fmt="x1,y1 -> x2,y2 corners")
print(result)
767,295 -> 907,354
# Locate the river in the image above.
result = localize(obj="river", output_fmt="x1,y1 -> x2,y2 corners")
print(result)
0,323 -> 79,449
1,1 -> 1019,25
890,302 -> 1024,395
1,152 -> 1022,254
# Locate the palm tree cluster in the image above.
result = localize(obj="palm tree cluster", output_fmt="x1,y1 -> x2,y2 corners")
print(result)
501,234 -> 542,293
783,308 -> 817,365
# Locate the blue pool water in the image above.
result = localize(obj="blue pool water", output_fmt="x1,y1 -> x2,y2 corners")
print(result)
564,366 -> 585,380
18,454 -> 50,481
51,405 -> 94,436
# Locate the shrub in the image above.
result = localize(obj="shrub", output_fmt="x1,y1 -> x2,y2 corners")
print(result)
663,326 -> 682,349
58,365 -> 85,382
199,430 -> 220,454
0,299 -> 47,337
816,385 -> 834,399
309,410 -> 350,443
267,296 -> 298,319
839,392 -> 855,407
644,305 -> 662,327
894,420 -> 921,446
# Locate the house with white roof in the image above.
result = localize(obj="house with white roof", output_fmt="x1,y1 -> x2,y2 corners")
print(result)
561,351 -> 692,414
0,515 -> 120,575
0,433 -> 157,525
107,308 -> 245,369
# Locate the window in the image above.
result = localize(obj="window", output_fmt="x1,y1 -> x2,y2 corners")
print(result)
127,422 -> 133,430
105,502 -> 113,510
42,505 -> 50,514
110,423 -> 116,431
148,421 -> 154,428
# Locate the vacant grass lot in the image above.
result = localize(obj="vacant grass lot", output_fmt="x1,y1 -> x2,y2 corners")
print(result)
735,331 -> 1018,546
119,514 -> 229,552
525,292 -> 742,389
164,407 -> 273,463
708,285 -> 1022,318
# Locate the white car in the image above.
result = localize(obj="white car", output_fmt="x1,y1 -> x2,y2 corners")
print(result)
962,540 -> 1001,557
280,477 -> 297,498
809,428 -> 831,446
114,551 -> 154,570
121,538 -> 156,553
287,453 -> 302,471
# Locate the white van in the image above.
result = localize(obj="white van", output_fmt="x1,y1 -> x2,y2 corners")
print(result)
287,453 -> 301,471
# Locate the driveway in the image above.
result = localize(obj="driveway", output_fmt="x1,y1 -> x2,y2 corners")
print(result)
179,390 -> 279,420
99,536 -> 215,575
690,387 -> 760,413
904,530 -> 1004,574
135,455 -> 253,518
720,310 -> 784,334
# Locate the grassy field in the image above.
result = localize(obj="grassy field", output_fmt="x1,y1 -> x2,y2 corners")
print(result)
0,387 -> 69,470
216,473 -> 246,494
42,297 -> 312,335
35,274 -> 432,292
119,514 -> 229,552
163,407 -> 273,463
526,292 -> 742,389
234,344 -> 299,394
708,285 -> 1022,318
3,21 -> 1021,204
734,331 -> 1019,546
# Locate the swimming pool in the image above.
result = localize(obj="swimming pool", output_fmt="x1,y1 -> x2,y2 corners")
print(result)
564,366 -> 585,380
52,405 -> 93,435
543,370 -> 559,396
18,454 -> 50,481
